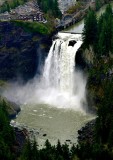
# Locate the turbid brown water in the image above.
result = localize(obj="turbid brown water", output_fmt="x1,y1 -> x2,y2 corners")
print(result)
15,104 -> 94,147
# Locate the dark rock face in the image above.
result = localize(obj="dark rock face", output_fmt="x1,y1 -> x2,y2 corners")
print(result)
75,47 -> 88,70
0,22 -> 51,81
68,40 -> 76,47
8,100 -> 21,119
78,119 -> 96,144
13,127 -> 28,154
0,96 -> 21,119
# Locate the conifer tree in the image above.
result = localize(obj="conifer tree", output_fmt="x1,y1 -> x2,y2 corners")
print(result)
82,8 -> 98,49
98,4 -> 113,56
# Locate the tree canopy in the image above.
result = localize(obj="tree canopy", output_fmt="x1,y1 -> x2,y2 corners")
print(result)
37,0 -> 62,18
83,4 -> 113,57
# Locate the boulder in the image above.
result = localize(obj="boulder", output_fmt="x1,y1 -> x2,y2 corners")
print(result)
0,96 -> 21,119
78,119 -> 96,144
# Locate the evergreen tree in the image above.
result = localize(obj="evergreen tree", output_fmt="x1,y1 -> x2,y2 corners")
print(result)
0,100 -> 15,159
95,0 -> 101,11
96,79 -> 113,143
56,140 -> 63,156
32,138 -> 39,160
20,139 -> 32,160
45,139 -> 52,150
6,1 -> 10,12
37,0 -> 62,18
82,8 -> 98,49
62,143 -> 70,160
98,4 -> 113,56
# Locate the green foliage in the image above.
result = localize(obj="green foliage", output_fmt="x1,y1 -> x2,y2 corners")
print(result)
20,139 -> 74,160
0,0 -> 28,13
13,20 -> 54,35
82,8 -> 98,50
83,4 -> 113,57
98,4 -> 113,56
95,79 -> 113,143
0,100 -> 15,160
20,138 -> 39,160
95,0 -> 102,11
82,4 -> 113,159
37,0 -> 62,18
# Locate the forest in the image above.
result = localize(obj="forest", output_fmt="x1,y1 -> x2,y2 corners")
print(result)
36,0 -> 62,18
0,0 -> 62,18
0,0 -> 28,13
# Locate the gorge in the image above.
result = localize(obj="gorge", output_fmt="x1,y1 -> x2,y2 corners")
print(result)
4,32 -> 93,147
2,2 -> 113,148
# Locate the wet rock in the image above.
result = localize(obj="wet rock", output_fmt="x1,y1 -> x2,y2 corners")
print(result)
68,40 -> 76,47
0,96 -> 21,119
8,102 -> 21,119
66,139 -> 71,142
13,127 -> 28,154
78,119 -> 96,144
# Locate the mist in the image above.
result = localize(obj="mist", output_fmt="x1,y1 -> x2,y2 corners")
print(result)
2,33 -> 87,112
2,70 -> 87,111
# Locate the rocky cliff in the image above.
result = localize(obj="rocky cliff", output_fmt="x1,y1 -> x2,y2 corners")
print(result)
75,45 -> 94,70
0,22 -> 51,82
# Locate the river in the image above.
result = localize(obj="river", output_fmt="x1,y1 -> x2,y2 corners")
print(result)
65,2 -> 113,33
15,104 -> 93,147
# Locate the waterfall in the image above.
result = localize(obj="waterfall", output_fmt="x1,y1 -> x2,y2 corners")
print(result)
39,32 -> 86,110
43,33 -> 83,95
3,32 -> 87,111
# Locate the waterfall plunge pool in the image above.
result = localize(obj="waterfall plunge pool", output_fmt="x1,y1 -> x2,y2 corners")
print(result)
6,33 -> 94,147
15,104 -> 94,147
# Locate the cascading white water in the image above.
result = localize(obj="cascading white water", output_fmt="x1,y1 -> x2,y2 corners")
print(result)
3,32 -> 87,111
39,32 -> 86,110
3,32 -> 90,147
43,33 -> 83,94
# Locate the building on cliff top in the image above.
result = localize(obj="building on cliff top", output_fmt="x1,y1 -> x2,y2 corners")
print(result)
58,0 -> 76,13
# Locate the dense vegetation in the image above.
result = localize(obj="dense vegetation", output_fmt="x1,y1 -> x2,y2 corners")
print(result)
13,20 -> 53,35
80,4 -> 113,159
0,0 -> 28,13
0,0 -> 61,19
83,4 -> 113,57
0,0 -> 61,17
0,100 -> 16,160
37,0 -> 62,18
95,0 -> 111,11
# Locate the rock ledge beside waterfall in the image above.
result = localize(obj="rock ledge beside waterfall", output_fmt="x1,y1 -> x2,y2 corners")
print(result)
78,119 -> 96,144
0,21 -> 52,82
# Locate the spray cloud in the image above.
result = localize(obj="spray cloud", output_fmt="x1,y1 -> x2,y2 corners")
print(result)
3,33 -> 87,111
